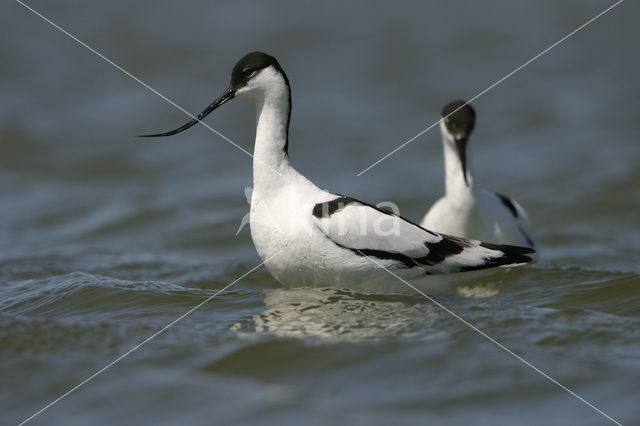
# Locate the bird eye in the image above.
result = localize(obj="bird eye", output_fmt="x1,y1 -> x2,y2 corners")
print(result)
242,68 -> 256,77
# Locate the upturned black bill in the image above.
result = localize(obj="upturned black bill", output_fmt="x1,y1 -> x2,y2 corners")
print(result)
138,88 -> 236,137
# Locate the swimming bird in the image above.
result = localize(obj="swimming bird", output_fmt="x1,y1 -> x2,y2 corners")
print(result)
420,101 -> 536,249
140,52 -> 534,293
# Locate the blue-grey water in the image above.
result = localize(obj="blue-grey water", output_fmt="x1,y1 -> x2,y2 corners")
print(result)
2,1 -> 639,425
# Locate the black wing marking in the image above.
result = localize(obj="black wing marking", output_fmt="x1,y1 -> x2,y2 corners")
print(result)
312,195 -> 396,220
496,192 -> 518,218
495,192 -> 536,247
344,236 -> 534,273
334,236 -> 468,270
313,196 -> 534,273
517,225 -> 535,247
312,196 -> 355,218
457,241 -> 535,271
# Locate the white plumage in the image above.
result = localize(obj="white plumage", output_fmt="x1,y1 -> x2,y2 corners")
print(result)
141,53 -> 535,294
421,101 -> 536,250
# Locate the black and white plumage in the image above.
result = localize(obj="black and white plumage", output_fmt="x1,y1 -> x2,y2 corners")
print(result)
421,101 -> 537,250
140,53 -> 535,294
313,196 -> 531,271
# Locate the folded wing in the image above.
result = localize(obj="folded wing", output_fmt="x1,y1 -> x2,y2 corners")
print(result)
312,196 -> 534,274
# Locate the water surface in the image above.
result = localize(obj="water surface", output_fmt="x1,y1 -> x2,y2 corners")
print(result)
2,1 -> 639,425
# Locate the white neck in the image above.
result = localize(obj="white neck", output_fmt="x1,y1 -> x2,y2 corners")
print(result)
250,72 -> 292,192
441,128 -> 474,197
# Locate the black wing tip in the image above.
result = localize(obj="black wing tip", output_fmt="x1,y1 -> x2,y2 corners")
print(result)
459,247 -> 535,273
489,242 -> 536,267
480,241 -> 535,256
455,241 -> 536,272
502,252 -> 534,265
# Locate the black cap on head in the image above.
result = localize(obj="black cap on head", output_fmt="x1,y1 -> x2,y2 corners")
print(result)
229,51 -> 292,155
138,51 -> 289,139
441,100 -> 476,137
441,100 -> 475,186
230,51 -> 281,89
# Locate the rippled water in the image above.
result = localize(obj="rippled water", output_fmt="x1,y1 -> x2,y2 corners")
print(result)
2,1 -> 639,425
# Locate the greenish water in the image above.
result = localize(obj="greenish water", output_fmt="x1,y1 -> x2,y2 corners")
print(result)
2,1 -> 639,425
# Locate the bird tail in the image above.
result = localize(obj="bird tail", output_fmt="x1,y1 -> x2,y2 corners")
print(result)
459,240 -> 535,272
434,234 -> 535,273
